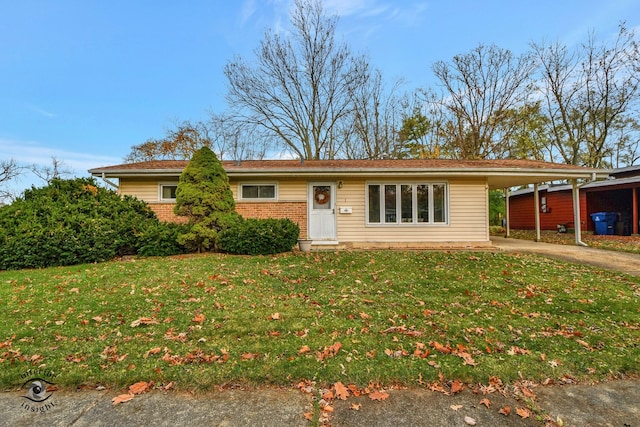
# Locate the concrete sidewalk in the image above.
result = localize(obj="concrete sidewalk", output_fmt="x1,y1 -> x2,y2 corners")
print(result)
491,236 -> 640,276
1,380 -> 639,426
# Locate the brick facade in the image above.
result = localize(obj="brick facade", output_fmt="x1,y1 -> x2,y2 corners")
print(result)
149,203 -> 188,223
149,201 -> 308,236
236,202 -> 307,237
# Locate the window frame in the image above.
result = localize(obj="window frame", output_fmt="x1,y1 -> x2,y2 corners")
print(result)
159,183 -> 178,202
238,183 -> 278,201
365,181 -> 449,226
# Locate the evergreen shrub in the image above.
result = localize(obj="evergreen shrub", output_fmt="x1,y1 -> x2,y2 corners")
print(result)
217,218 -> 300,255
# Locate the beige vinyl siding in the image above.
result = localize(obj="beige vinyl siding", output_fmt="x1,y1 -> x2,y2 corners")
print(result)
336,178 -> 489,243
119,178 -> 171,203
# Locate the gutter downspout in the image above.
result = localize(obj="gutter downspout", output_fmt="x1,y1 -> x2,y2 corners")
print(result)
99,173 -> 119,190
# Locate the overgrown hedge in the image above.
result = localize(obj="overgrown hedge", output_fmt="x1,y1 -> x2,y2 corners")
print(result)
217,218 -> 300,255
0,178 -> 187,270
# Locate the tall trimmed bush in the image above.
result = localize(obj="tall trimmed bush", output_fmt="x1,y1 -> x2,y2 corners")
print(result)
174,147 -> 239,252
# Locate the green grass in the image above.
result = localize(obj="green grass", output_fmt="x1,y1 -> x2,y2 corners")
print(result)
1,250 -> 639,392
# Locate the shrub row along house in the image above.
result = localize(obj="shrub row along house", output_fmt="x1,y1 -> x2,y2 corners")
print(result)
89,159 -> 608,249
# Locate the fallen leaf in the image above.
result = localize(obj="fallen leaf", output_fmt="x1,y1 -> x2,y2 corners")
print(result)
516,407 -> 532,418
479,398 -> 491,408
350,403 -> 361,411
269,313 -> 281,320
575,339 -> 593,351
450,380 -> 463,394
130,317 -> 158,327
334,381 -> 349,400
129,381 -> 150,395
192,314 -> 205,324
321,405 -> 334,413
112,393 -> 134,405
520,386 -> 536,398
430,341 -> 452,354
464,416 -> 477,426
322,390 -> 334,400
499,406 -> 511,416
144,347 -> 162,358
348,384 -> 361,397
369,390 -> 389,401
450,404 -> 463,411
298,345 -> 311,354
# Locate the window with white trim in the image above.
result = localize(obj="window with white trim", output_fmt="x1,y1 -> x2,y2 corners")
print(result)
159,184 -> 178,201
240,183 -> 277,200
366,182 -> 448,225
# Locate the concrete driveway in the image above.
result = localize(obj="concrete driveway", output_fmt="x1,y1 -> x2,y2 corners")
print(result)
491,236 -> 640,277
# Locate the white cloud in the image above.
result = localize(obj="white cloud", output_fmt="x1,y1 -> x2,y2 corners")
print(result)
240,0 -> 257,25
0,138 -> 122,201
0,138 -> 120,172
26,104 -> 56,118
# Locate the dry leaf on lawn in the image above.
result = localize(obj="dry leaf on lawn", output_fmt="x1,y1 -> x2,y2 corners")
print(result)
192,314 -> 205,323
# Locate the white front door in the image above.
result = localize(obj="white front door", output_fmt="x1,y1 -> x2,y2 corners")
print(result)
308,182 -> 337,240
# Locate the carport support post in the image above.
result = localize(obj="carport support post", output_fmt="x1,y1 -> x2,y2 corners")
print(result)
533,183 -> 541,241
504,187 -> 510,238
572,179 -> 587,246
634,188 -> 638,235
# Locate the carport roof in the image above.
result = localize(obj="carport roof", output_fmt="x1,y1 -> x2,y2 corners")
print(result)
89,159 -> 610,189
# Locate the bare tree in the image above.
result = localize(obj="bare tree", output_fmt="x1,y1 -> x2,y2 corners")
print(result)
31,157 -> 73,184
224,0 -> 369,160
532,23 -> 640,167
343,69 -> 406,159
207,113 -> 269,161
0,158 -> 22,202
430,44 -> 537,159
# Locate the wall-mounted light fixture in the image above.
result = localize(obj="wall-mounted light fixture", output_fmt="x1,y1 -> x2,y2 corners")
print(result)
337,180 -> 343,189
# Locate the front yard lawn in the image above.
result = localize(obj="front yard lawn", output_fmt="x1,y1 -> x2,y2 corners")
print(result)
1,250 -> 639,391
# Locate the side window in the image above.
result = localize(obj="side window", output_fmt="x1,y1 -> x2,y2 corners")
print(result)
160,184 -> 178,201
240,184 -> 277,200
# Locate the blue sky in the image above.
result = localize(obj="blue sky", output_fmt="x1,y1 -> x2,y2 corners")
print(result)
1,0 -> 639,197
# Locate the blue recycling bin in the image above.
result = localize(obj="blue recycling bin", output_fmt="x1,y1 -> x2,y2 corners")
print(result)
590,212 -> 617,235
